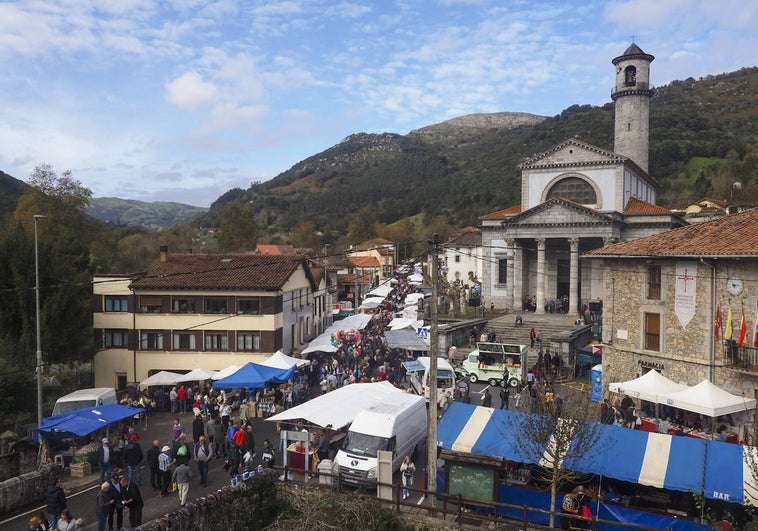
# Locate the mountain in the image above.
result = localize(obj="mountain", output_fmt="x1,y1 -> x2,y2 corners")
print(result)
0,171 -> 30,223
197,67 -> 758,241
86,197 -> 208,231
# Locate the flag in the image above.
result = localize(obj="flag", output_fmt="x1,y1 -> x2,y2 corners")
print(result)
724,307 -> 733,341
714,303 -> 722,339
738,307 -> 748,347
753,312 -> 758,348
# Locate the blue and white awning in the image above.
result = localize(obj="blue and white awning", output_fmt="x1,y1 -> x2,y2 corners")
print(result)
438,402 -> 758,503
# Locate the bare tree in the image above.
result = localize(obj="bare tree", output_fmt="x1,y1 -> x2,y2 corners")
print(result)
501,385 -> 605,528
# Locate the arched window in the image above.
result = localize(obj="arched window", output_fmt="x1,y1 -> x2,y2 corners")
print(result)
624,65 -> 636,86
546,177 -> 597,205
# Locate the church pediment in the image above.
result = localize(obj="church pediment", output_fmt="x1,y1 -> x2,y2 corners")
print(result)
519,138 -> 626,169
504,198 -> 619,227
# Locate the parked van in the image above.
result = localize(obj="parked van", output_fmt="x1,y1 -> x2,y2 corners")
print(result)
334,392 -> 426,485
404,356 -> 456,402
52,388 -> 118,416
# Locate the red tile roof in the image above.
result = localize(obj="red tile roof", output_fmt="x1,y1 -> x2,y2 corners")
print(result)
130,253 -> 306,290
347,255 -> 381,268
587,208 -> 758,257
480,205 -> 521,220
256,244 -> 296,255
623,197 -> 673,215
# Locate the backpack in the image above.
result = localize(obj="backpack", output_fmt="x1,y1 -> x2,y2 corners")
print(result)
562,493 -> 578,513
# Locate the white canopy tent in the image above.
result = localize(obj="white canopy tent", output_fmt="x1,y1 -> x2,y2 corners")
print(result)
140,370 -> 183,387
608,370 -> 689,403
260,350 -> 309,369
267,380 -> 404,429
388,317 -> 423,331
175,368 -> 218,383
364,284 -> 392,300
212,365 -> 241,380
301,313 -> 374,355
662,379 -> 757,417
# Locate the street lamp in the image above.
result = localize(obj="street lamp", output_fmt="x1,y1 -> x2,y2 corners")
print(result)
34,214 -> 47,425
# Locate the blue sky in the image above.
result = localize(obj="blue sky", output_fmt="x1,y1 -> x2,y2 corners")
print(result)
0,0 -> 755,207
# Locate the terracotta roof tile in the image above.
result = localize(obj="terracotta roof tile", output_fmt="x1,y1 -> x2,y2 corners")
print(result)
480,205 -> 521,220
130,253 -> 305,290
347,255 -> 381,268
623,197 -> 673,215
587,208 -> 758,257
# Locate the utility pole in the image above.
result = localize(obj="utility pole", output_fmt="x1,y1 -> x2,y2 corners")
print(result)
426,233 -> 441,511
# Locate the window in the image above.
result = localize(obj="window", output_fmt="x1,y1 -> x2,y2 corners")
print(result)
205,333 -> 228,351
546,177 -> 597,205
647,265 -> 661,300
454,255 -> 460,263
204,297 -> 227,314
237,298 -> 261,314
644,313 -> 660,351
139,296 -> 163,313
237,332 -> 261,352
498,259 -> 508,284
105,296 -> 128,312
172,298 -> 195,313
624,65 -> 637,86
105,329 -> 129,348
172,332 -> 196,350
141,331 -> 164,350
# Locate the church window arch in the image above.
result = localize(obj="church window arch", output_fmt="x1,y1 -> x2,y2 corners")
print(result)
545,176 -> 598,206
624,65 -> 637,86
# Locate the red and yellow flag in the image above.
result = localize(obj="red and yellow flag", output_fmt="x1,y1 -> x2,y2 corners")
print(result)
724,307 -> 733,341
714,303 -> 722,339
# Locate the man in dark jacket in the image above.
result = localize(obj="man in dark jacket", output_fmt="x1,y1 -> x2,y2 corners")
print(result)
123,437 -> 144,486
146,439 -> 161,491
107,472 -> 124,531
44,477 -> 66,529
120,475 -> 144,529
192,413 -> 205,442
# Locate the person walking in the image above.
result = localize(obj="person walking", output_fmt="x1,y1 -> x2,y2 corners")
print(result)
530,327 -> 536,347
123,435 -> 144,486
106,472 -> 124,531
96,438 -> 113,484
146,439 -> 162,491
95,482 -> 112,531
44,477 -> 66,529
120,474 -> 144,529
499,386 -> 510,409
260,439 -> 276,468
171,462 -> 194,506
158,445 -> 173,497
171,417 -> 185,443
194,435 -> 213,487
400,455 -> 415,500
207,415 -> 223,459
482,387 -> 493,408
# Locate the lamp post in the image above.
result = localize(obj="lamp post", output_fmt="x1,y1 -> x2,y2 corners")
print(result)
34,214 -> 47,426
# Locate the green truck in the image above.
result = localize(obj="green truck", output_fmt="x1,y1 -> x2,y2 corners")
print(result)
462,342 -> 529,387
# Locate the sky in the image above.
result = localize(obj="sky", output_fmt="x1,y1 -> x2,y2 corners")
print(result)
0,1 -> 756,207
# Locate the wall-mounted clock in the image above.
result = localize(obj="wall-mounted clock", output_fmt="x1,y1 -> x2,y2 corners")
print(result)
727,277 -> 744,296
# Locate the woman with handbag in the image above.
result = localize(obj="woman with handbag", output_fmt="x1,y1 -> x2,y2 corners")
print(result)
400,455 -> 415,500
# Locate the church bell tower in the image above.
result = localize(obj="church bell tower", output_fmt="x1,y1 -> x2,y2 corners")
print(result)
612,43 -> 654,173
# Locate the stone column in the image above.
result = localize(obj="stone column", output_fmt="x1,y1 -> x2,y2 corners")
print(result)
569,238 -> 579,316
507,239 -> 516,312
535,239 -> 546,315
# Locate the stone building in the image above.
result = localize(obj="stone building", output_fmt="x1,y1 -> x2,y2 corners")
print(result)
586,208 -> 758,398
481,43 -> 686,316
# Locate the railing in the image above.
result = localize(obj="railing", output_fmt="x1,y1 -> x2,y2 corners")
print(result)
611,82 -> 654,96
271,464 -> 675,531
722,341 -> 758,369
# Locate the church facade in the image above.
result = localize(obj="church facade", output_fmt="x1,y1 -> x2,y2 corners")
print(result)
481,43 -> 686,316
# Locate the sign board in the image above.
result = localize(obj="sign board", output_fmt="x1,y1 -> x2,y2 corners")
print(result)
416,326 -> 429,339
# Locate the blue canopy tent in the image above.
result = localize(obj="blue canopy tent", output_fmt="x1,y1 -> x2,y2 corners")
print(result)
34,404 -> 146,440
212,361 -> 296,394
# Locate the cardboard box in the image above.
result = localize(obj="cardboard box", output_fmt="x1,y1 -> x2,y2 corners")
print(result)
70,461 -> 91,478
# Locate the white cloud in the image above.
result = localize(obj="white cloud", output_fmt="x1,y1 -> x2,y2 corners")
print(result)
165,71 -> 219,109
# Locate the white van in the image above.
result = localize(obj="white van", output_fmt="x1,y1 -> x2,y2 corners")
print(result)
404,356 -> 456,402
52,388 -> 118,416
334,393 -> 426,486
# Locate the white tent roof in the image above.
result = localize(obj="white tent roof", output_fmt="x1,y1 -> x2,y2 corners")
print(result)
267,381 -> 404,429
388,318 -> 423,331
358,299 -> 382,310
662,379 -> 757,417
365,284 -> 392,299
212,365 -> 241,380
175,368 -> 219,383
408,273 -> 424,284
404,293 -> 426,305
608,369 -> 689,403
301,313 -> 374,355
260,350 -> 309,369
140,370 -> 183,387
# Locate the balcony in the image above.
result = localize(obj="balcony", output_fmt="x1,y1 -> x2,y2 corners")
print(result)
722,342 -> 758,372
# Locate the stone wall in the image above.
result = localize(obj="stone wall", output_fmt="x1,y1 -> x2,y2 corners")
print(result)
0,470 -> 46,515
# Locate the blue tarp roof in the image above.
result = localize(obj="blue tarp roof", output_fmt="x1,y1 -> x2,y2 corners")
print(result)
35,404 -> 146,439
212,362 -> 295,392
437,402 -> 758,505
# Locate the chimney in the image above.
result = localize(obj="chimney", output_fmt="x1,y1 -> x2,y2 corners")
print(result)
159,246 -> 169,263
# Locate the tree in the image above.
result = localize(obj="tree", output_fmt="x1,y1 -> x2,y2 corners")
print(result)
500,387 -> 605,528
217,202 -> 258,251
346,208 -> 378,246
290,221 -> 322,252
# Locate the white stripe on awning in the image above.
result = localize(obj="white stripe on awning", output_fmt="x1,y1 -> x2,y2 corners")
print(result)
638,432 -> 672,488
451,406 -> 492,453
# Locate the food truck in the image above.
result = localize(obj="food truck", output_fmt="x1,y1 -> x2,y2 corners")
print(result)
462,342 -> 528,387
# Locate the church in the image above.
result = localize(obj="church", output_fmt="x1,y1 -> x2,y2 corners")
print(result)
480,43 -> 686,316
